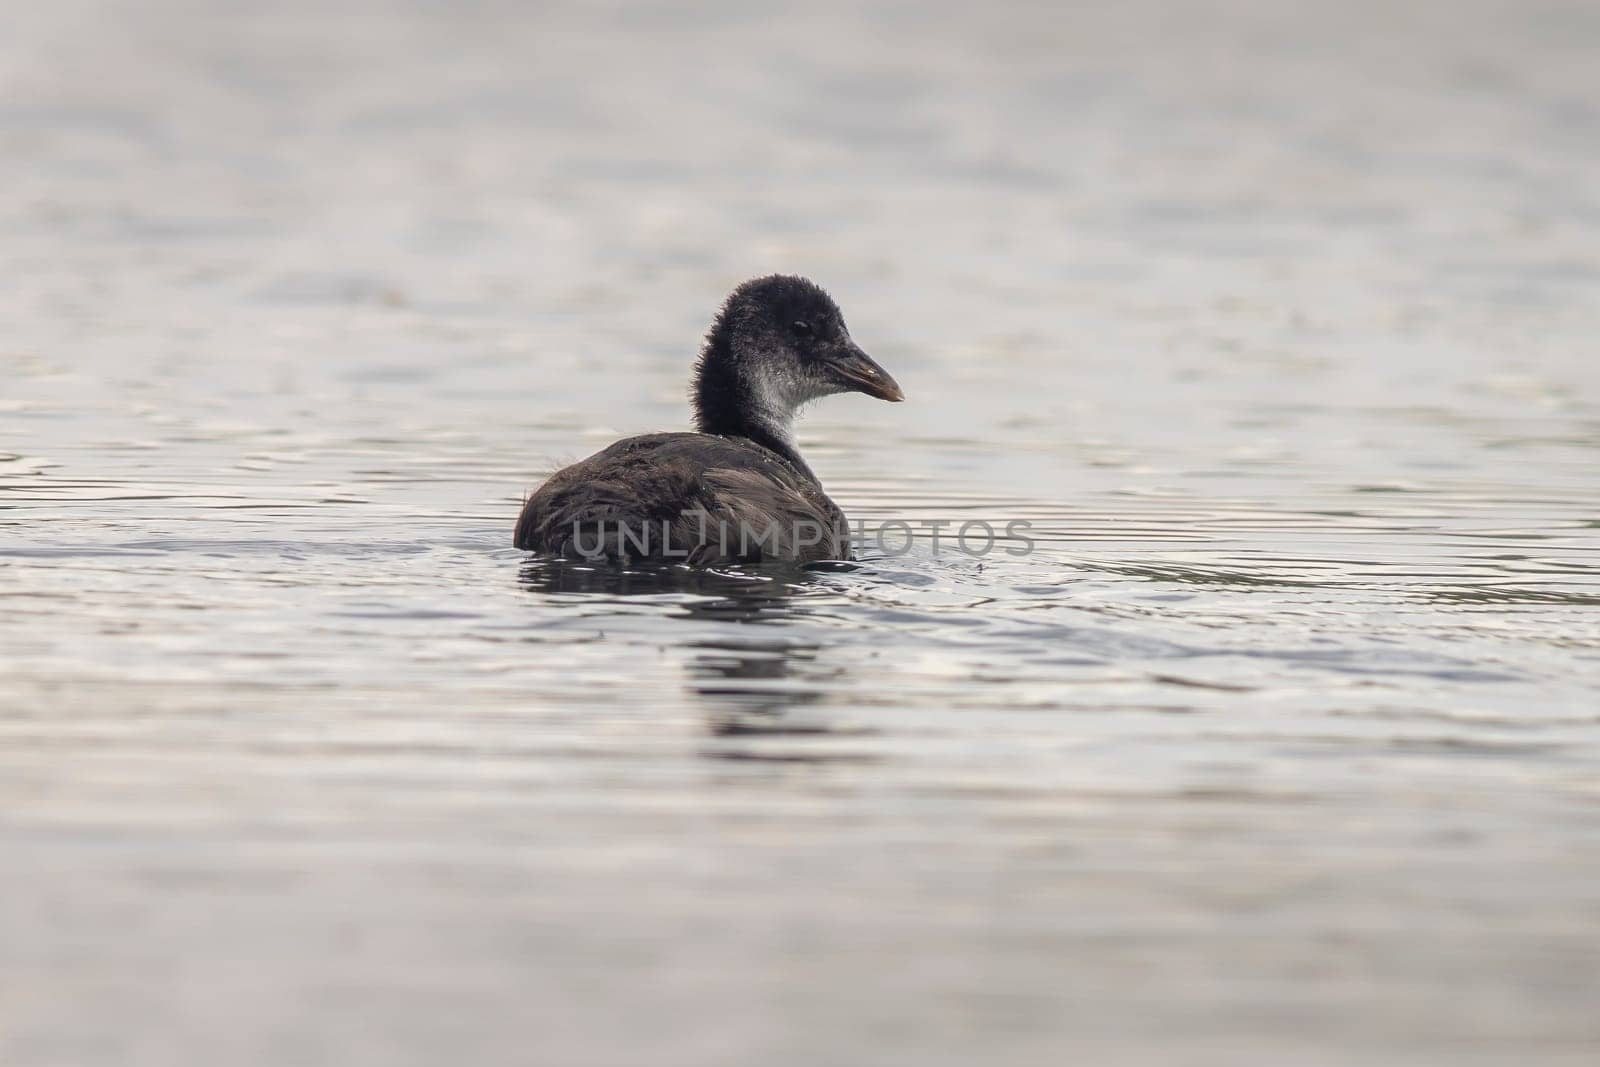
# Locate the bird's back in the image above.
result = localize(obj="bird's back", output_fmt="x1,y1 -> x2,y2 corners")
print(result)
514,433 -> 849,564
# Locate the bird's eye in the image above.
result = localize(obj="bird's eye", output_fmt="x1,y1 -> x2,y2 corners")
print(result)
791,320 -> 812,336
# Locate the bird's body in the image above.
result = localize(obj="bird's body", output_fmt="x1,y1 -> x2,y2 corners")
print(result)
514,432 -> 848,564
514,275 -> 902,565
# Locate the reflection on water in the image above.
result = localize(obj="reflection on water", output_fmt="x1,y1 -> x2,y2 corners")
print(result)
520,558 -> 865,755
5,0 -> 1600,1065
687,638 -> 871,763
517,555 -> 828,613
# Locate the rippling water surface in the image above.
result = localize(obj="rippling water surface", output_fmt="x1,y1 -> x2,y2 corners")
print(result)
4,1 -> 1600,1064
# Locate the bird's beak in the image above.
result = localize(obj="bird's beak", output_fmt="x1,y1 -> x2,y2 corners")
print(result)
828,341 -> 904,402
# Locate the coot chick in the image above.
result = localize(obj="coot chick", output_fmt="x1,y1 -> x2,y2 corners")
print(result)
514,275 -> 902,564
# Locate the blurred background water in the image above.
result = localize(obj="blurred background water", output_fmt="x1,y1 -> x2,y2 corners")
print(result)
3,1 -> 1599,1064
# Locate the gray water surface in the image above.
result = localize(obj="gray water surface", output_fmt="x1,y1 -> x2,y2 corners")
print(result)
4,1 -> 1600,1064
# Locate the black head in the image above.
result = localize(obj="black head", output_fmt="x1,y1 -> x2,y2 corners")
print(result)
694,275 -> 903,442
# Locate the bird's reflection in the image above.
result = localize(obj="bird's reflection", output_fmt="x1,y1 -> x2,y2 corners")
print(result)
518,557 -> 874,762
688,638 -> 825,731
518,556 -> 826,617
687,637 -> 876,764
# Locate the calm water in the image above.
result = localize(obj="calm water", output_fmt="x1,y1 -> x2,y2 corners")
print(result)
4,1 -> 1600,1064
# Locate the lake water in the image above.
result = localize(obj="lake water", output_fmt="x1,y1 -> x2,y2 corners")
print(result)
3,1 -> 1599,1064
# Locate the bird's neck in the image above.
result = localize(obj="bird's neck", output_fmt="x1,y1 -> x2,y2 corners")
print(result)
693,336 -> 814,479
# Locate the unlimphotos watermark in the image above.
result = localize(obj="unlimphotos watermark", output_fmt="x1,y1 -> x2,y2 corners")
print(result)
563,514 -> 1035,559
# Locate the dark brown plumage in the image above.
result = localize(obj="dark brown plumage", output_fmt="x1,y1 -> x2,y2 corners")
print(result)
514,275 -> 902,564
